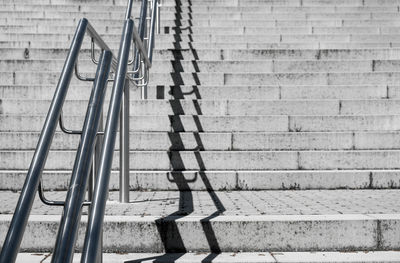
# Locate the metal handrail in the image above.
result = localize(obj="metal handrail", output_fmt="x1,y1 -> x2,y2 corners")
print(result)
50,49 -> 112,263
0,18 -> 115,263
119,0 -> 159,205
81,0 -> 160,262
132,24 -> 152,68
86,23 -> 118,70
80,18 -> 134,263
0,0 -> 160,261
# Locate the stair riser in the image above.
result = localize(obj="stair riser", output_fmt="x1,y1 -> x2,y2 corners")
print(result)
3,131 -> 400,151
2,115 -> 400,132
4,34 -> 400,47
3,41 -> 398,49
225,72 -> 400,86
6,99 -> 400,116
5,25 -> 400,35
4,48 -> 400,61
0,215 -> 397,253
1,4 -> 398,12
5,25 -> 400,36
3,150 -> 400,170
11,18 -> 400,27
2,85 -> 392,100
2,170 -> 400,190
7,11 -> 400,20
6,59 -> 400,73
2,0 -> 400,6
5,71 -> 400,86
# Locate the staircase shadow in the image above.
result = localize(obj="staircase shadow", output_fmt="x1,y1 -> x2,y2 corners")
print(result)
130,0 -> 226,261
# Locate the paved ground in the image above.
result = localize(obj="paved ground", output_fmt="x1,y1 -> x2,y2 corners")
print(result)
1,189 -> 399,216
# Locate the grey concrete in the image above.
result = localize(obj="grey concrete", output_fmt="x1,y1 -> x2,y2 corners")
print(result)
2,169 -> 400,190
1,190 -> 400,252
3,0 -> 400,258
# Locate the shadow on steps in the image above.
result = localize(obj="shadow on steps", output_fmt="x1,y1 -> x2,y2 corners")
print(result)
132,0 -> 226,261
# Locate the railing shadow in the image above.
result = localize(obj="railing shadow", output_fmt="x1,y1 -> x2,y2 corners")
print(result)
128,0 -> 226,262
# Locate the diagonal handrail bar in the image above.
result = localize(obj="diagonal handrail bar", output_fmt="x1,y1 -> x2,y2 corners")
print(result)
0,18 -> 90,263
50,49 -> 112,263
86,22 -> 119,70
133,0 -> 149,70
132,24 -> 152,68
0,17 -> 117,263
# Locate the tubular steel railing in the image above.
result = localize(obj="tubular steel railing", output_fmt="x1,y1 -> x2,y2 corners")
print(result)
0,0 -> 159,262
82,0 -> 158,261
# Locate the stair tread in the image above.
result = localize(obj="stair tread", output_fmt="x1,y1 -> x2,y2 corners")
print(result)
0,189 -> 399,216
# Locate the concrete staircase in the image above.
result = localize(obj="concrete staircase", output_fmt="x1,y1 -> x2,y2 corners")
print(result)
2,0 -> 400,262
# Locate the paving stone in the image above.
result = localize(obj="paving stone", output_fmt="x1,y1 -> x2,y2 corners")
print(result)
1,190 -> 400,216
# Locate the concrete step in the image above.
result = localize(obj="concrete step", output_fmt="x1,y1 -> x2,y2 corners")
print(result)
4,131 -> 400,151
2,169 -> 400,191
0,18 -> 338,27
0,190 -> 400,252
0,0 -> 131,5
7,11 -> 400,20
0,84 -> 272,100
5,33 -> 400,48
0,84 -> 391,100
4,0 -> 400,6
1,115 -> 290,132
280,85 -> 390,99
224,72 -> 400,86
2,115 -> 400,132
5,25 -> 400,35
0,32 -> 341,45
5,48 -> 400,61
0,41 -> 255,49
160,59 -> 400,74
14,251 -> 400,263
4,71 -> 400,86
2,40 -> 398,49
0,0 -> 295,5
5,99 -> 400,116
4,10 -> 400,21
8,18 -> 400,27
1,71 -> 225,86
3,150 -> 400,170
6,59 -> 400,73
167,85 -> 391,100
1,4 -> 398,13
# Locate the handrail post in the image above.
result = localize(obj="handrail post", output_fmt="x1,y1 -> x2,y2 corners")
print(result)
119,80 -> 130,203
141,65 -> 147,99
156,0 -> 160,34
119,0 -> 148,203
